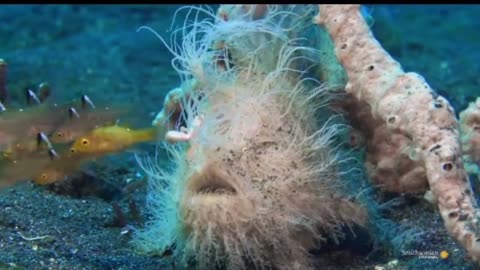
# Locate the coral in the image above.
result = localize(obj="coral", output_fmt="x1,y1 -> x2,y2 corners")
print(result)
134,5 -> 369,270
316,4 -> 480,262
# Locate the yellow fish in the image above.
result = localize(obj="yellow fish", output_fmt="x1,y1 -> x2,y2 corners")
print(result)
69,125 -> 157,156
37,125 -> 157,185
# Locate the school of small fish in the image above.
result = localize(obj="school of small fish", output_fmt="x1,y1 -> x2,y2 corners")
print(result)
0,59 -> 157,188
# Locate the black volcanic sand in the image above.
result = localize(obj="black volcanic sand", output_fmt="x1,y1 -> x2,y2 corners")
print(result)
0,157 -> 475,269
0,156 -> 173,270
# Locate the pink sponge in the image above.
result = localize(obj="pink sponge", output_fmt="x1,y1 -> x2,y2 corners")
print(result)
316,4 -> 480,263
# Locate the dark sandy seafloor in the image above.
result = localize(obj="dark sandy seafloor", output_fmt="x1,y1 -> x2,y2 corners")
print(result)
0,4 -> 479,270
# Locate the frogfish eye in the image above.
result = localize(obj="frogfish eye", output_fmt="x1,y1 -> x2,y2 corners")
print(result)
81,139 -> 89,145
56,132 -> 63,137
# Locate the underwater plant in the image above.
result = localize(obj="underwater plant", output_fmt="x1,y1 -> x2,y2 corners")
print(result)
134,5 -> 371,270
